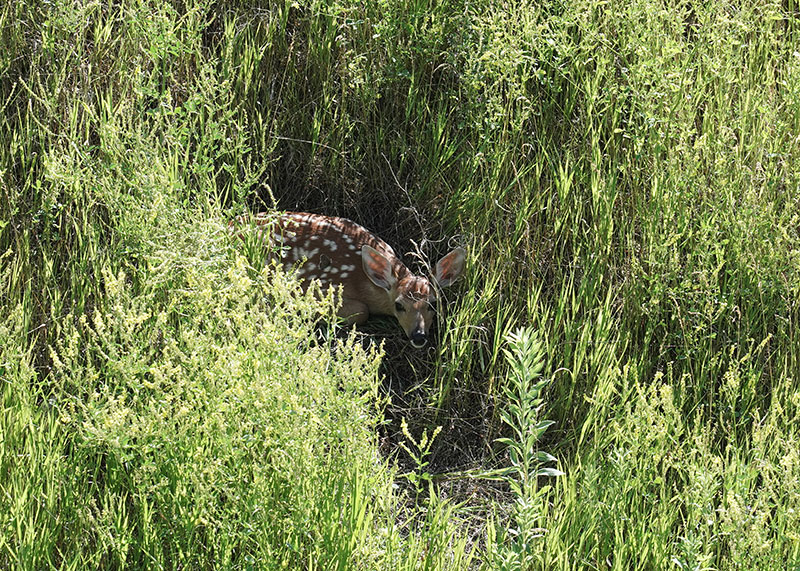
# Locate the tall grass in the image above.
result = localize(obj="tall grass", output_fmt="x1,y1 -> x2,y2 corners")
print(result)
0,1 -> 474,567
2,0 -> 800,568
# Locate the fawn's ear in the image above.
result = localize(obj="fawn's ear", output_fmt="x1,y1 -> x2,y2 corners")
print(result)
362,245 -> 397,291
434,248 -> 466,287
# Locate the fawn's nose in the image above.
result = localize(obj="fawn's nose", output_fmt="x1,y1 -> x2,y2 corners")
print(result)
410,330 -> 427,348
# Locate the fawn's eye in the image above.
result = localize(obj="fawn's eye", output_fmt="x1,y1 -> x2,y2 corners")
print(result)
395,302 -> 405,312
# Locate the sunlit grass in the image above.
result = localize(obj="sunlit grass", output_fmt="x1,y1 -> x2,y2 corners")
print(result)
2,0 -> 800,568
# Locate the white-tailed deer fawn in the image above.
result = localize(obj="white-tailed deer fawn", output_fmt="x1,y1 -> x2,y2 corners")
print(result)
236,212 -> 465,348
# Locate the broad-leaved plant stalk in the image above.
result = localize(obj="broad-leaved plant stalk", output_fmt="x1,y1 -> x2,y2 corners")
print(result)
494,326 -> 562,569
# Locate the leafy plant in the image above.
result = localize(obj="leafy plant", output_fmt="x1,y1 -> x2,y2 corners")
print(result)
490,326 -> 562,569
398,417 -> 443,498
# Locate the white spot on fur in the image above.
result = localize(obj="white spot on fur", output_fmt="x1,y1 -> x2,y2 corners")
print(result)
340,272 -> 350,279
294,247 -> 320,260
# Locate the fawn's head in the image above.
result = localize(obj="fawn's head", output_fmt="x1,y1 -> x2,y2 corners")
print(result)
362,245 -> 466,348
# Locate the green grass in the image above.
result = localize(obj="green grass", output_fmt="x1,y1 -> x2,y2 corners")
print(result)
2,0 -> 800,568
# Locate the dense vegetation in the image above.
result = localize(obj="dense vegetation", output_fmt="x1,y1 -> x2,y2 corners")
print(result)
2,0 -> 800,568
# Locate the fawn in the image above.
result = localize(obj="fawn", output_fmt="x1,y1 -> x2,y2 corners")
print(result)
235,212 -> 465,348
